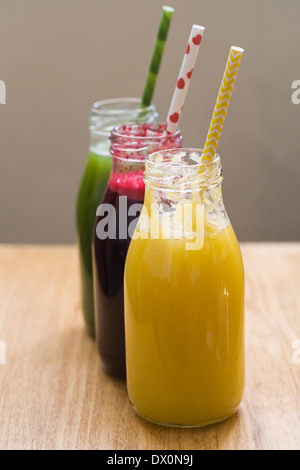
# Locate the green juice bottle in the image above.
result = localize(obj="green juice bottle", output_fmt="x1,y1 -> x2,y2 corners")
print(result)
76,98 -> 157,336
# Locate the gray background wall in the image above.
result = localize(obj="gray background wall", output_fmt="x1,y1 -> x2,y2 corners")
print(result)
0,0 -> 299,243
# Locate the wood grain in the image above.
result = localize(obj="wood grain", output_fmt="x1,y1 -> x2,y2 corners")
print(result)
0,244 -> 299,450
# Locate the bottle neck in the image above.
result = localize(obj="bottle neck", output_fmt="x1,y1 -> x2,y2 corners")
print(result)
107,123 -> 182,202
143,178 -> 226,228
143,149 -> 229,236
108,155 -> 146,202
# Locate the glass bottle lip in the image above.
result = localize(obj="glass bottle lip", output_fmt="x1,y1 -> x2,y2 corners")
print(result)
110,123 -> 182,163
111,122 -> 181,141
90,97 -> 156,116
145,148 -> 222,188
89,98 -> 158,137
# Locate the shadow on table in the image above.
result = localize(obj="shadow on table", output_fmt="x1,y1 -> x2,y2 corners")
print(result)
24,324 -> 245,450
129,407 -> 244,450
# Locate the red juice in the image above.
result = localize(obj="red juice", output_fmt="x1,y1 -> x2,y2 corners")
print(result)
93,172 -> 144,379
92,123 -> 182,380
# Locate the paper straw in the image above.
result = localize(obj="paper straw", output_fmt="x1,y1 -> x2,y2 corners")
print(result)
201,46 -> 244,162
141,6 -> 174,107
165,24 -> 205,134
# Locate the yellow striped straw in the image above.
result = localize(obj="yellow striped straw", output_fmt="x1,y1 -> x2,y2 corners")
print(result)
201,46 -> 244,162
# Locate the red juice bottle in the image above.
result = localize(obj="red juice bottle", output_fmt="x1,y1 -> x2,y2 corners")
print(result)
92,123 -> 182,379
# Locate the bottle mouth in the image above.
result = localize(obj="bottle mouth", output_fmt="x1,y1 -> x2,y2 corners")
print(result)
111,122 -> 181,140
110,123 -> 182,161
89,98 -> 158,136
90,97 -> 156,116
145,148 -> 222,189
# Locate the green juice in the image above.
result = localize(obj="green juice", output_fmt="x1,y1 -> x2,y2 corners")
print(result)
76,98 -> 157,337
76,143 -> 111,336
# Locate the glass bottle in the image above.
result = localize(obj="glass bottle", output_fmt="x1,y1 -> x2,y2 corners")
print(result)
124,148 -> 245,426
92,123 -> 182,379
76,98 -> 157,337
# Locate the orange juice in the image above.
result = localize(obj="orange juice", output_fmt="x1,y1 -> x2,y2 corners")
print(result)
124,149 -> 245,427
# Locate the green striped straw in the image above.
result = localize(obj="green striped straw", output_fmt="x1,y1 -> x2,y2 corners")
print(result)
141,5 -> 174,107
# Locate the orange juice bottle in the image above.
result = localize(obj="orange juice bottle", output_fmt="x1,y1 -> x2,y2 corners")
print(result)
124,148 -> 245,427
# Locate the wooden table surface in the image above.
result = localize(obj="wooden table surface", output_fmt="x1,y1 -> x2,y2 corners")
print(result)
0,243 -> 299,450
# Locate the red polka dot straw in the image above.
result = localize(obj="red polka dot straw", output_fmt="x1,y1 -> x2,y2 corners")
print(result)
165,25 -> 205,134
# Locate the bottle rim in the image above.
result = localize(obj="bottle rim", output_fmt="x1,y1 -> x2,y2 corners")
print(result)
109,123 -> 182,163
111,122 -> 181,141
90,97 -> 156,116
89,98 -> 158,137
145,148 -> 222,189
